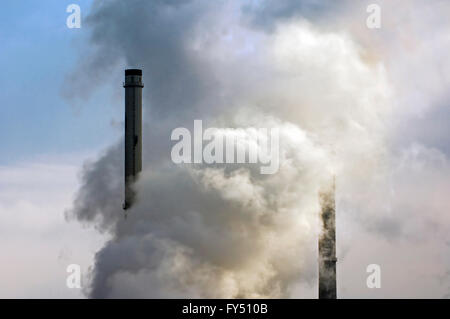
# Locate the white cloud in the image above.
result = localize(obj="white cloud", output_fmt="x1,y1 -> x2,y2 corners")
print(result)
0,158 -> 106,298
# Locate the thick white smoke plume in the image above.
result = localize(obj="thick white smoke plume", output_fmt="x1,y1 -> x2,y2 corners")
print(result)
67,0 -> 450,298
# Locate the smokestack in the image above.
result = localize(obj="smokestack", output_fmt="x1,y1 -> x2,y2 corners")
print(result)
318,177 -> 337,299
123,69 -> 143,210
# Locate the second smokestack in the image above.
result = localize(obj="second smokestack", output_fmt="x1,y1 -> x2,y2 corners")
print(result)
318,177 -> 337,299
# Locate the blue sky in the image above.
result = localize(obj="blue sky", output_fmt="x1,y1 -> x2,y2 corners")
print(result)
0,1 -> 121,164
0,2 -> 112,298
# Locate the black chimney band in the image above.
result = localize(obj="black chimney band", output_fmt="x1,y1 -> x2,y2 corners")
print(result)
125,69 -> 142,76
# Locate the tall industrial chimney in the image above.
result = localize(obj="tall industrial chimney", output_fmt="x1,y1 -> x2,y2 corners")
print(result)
318,177 -> 337,299
123,69 -> 143,210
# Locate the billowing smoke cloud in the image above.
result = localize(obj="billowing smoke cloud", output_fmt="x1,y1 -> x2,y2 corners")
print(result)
66,0 -> 450,298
